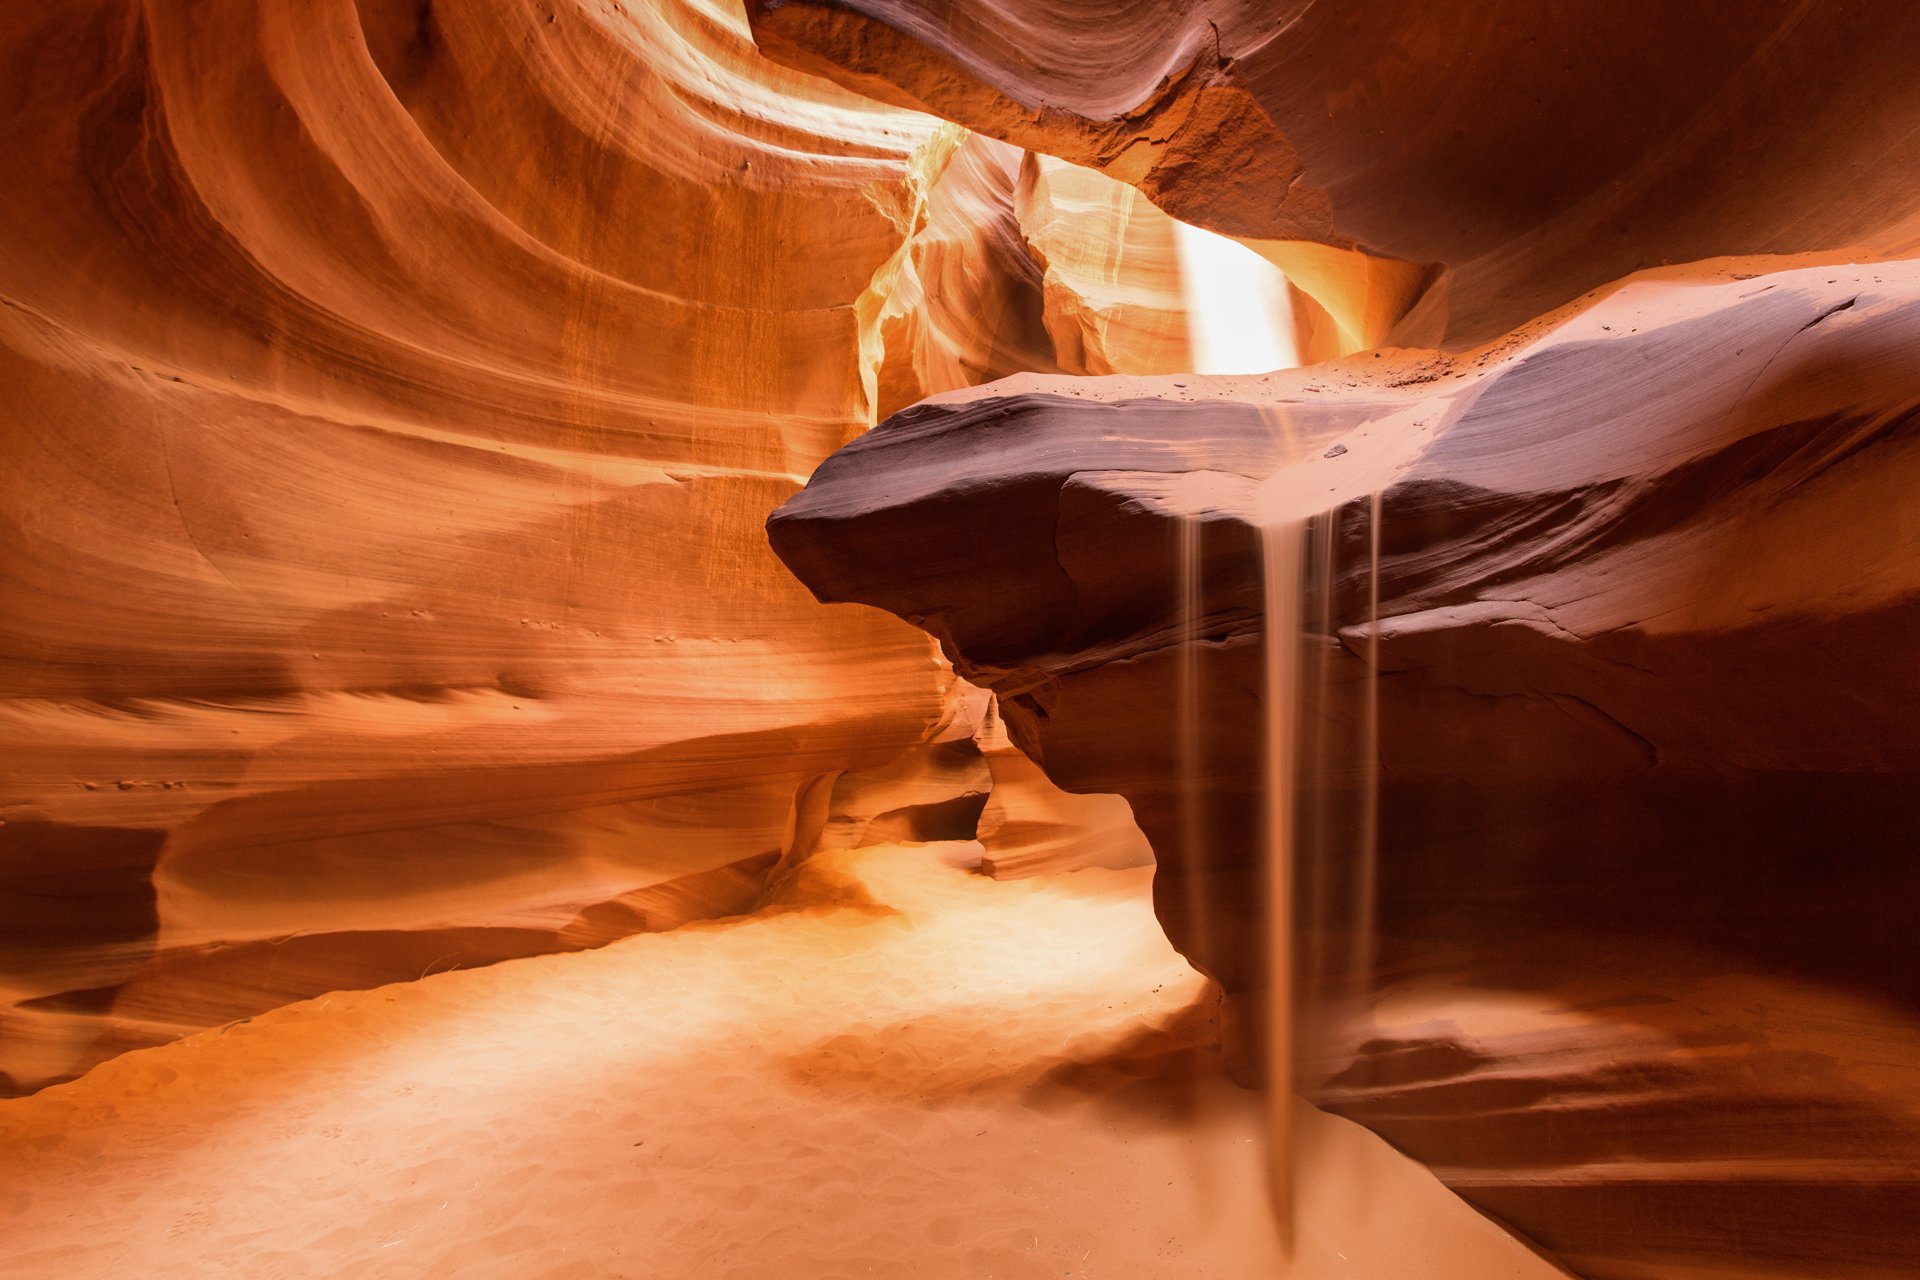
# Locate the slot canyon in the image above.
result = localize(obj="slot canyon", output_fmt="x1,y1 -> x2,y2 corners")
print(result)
4,1 -> 1919,1276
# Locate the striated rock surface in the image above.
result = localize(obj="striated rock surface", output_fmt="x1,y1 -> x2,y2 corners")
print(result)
751,0 -> 1920,345
1011,153 -> 1195,378
11,2 -> 1919,1273
770,259 -> 1920,1277
1,0 -> 1251,1095
0,0 -> 1003,1095
860,131 -> 1284,418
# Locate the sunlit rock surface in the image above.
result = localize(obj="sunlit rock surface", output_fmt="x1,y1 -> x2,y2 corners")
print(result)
0,0 -> 1293,1096
770,260 -> 1920,1278
1012,154 -> 1195,377
8,1 -> 1920,1276
0,0 -> 993,1095
750,0 -> 1920,344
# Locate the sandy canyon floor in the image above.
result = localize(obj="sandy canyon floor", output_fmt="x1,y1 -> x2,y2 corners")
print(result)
0,843 -> 1564,1279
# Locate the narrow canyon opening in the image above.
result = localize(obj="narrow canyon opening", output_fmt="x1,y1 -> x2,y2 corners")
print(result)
6,2 -> 1920,1278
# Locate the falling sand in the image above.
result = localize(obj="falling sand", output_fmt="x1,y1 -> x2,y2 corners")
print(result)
0,842 -> 1567,1279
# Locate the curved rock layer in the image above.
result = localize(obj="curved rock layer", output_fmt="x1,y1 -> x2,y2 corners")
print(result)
750,0 -> 1920,345
0,0 -> 985,1096
1,0 -> 1269,1095
770,260 -> 1920,1278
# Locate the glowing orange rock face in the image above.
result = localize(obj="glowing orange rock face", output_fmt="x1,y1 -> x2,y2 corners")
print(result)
0,0 -> 979,1093
0,0 -> 1283,1095
8,2 -> 1920,1275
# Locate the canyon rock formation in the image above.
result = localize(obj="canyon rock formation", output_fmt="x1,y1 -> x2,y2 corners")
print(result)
8,1 -> 1920,1277
0,0 -> 951,1093
751,0 -> 1920,347
770,260 -> 1920,1277
758,8 -> 1920,1275
0,0 -> 1254,1096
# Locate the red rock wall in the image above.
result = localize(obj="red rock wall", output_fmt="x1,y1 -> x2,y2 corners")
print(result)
12,4 -> 1920,1274
751,0 -> 1920,344
0,0 -> 1247,1094
0,0 -> 974,1094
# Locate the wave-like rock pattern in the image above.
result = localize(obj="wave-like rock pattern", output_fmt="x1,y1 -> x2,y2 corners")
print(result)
770,260 -> 1920,1277
1,0 -> 1263,1096
0,0 -> 1006,1095
750,0 -> 1920,346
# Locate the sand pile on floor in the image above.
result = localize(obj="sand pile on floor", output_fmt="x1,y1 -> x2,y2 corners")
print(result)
0,842 -> 1564,1279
